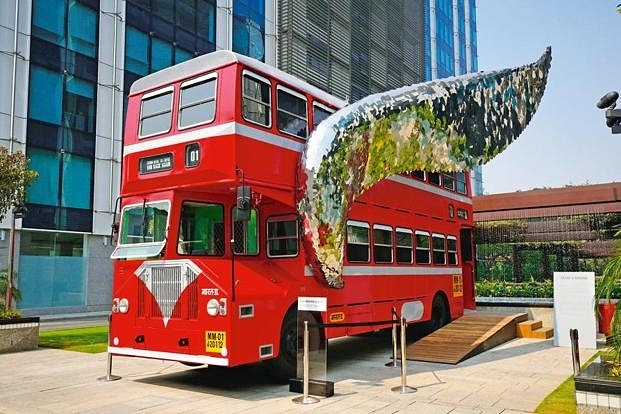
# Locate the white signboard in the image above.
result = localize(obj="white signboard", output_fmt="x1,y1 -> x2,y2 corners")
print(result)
553,272 -> 597,349
298,296 -> 327,312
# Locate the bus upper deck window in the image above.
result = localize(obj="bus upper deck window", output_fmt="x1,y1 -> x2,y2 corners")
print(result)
139,88 -> 173,138
242,71 -> 271,127
313,103 -> 333,131
179,74 -> 217,129
455,171 -> 468,194
277,86 -> 308,139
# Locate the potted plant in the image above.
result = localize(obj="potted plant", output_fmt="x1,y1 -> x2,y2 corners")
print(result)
0,269 -> 39,353
594,227 -> 621,364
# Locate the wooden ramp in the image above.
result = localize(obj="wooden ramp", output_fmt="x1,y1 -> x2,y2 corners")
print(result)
405,313 -> 529,364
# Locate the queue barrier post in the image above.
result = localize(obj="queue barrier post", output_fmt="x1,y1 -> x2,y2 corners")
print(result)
97,313 -> 122,382
391,316 -> 416,394
570,328 -> 581,376
292,321 -> 320,404
385,307 -> 400,368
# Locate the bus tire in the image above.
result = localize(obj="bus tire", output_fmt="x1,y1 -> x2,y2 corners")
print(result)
268,309 -> 323,383
430,294 -> 450,332
268,309 -> 298,382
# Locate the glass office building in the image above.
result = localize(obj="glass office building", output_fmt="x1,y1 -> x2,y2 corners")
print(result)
424,0 -> 482,195
0,0 -> 476,315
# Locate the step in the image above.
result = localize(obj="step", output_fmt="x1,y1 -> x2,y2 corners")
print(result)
516,320 -> 542,337
530,327 -> 554,339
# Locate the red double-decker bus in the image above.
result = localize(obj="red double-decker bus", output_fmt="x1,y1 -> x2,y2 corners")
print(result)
109,50 -> 475,379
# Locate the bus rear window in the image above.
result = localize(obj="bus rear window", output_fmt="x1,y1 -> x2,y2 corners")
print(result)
139,88 -> 173,138
179,75 -> 216,129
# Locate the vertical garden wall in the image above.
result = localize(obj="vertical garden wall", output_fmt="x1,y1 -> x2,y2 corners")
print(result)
475,211 -> 621,283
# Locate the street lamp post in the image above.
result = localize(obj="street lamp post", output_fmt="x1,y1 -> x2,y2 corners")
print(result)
5,204 -> 27,310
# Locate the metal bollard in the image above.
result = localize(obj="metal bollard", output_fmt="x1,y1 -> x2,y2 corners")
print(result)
292,321 -> 319,404
97,313 -> 122,382
386,307 -> 400,367
570,328 -> 581,376
391,316 -> 416,394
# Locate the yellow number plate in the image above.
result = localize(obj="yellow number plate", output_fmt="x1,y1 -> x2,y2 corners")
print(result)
205,331 -> 226,353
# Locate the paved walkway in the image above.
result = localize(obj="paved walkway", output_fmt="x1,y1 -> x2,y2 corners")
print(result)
0,324 -> 598,414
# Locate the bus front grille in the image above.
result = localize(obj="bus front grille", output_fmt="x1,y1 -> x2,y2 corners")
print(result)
135,260 -> 201,326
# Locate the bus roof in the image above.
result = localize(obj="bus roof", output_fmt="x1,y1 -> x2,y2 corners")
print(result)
130,50 -> 347,109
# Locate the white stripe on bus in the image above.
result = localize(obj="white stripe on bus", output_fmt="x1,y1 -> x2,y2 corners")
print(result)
108,346 -> 229,366
305,265 -> 462,276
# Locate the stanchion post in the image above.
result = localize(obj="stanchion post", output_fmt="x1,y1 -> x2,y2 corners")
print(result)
97,313 -> 122,382
292,321 -> 319,404
391,316 -> 416,394
386,307 -> 400,367
570,328 -> 581,376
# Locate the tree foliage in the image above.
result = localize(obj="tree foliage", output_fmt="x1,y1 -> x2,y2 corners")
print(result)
0,147 -> 38,222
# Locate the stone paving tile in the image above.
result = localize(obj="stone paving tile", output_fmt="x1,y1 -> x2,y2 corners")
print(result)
0,335 -> 599,414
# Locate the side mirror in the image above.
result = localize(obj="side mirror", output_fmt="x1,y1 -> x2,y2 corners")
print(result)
236,186 -> 251,221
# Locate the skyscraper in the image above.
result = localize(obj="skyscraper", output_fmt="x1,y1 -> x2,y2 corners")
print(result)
425,0 -> 483,195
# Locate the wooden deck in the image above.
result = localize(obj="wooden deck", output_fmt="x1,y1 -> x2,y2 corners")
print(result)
405,312 -> 529,364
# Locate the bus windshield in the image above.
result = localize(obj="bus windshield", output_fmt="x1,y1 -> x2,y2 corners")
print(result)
110,201 -> 170,259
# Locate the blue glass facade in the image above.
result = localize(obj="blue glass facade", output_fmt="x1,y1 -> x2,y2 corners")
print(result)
232,0 -> 266,61
424,0 -> 482,195
123,0 -> 217,94
27,0 -> 99,232
424,0 -> 478,80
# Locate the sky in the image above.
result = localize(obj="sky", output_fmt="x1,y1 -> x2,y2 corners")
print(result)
475,1 -> 621,194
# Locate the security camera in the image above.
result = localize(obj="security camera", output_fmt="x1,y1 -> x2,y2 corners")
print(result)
597,91 -> 619,109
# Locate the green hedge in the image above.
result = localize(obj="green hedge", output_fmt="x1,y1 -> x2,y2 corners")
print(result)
475,278 -> 621,299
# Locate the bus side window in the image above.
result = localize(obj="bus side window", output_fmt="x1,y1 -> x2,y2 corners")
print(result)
242,71 -> 271,127
432,233 -> 447,265
447,235 -> 458,265
267,215 -> 298,257
415,230 -> 431,264
233,207 -> 259,255
178,202 -> 224,256
346,220 -> 370,263
312,102 -> 333,131
396,227 -> 413,264
277,86 -> 308,139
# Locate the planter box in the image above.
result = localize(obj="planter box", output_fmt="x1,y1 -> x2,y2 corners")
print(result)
0,316 -> 40,353
575,359 -> 621,413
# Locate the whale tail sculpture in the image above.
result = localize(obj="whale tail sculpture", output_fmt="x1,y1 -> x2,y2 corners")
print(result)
299,47 -> 552,288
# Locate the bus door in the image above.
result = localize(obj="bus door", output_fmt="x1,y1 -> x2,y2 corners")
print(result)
460,227 -> 476,309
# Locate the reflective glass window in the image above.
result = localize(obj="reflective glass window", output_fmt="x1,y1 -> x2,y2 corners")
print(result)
32,0 -> 66,46
233,208 -> 259,254
29,66 -> 63,125
151,38 -> 173,72
126,26 -> 149,76
68,2 -> 97,57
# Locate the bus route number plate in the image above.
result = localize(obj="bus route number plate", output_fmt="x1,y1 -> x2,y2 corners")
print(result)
205,331 -> 226,353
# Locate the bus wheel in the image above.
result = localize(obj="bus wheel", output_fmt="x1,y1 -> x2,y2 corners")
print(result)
430,294 -> 450,332
268,310 -> 298,382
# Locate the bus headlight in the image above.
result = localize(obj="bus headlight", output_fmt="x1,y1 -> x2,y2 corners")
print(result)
207,299 -> 220,316
118,298 -> 130,313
